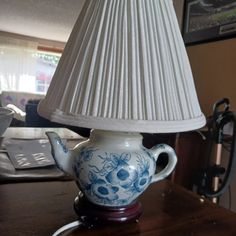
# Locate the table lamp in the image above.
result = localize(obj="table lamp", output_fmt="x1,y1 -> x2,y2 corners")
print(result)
38,0 -> 206,224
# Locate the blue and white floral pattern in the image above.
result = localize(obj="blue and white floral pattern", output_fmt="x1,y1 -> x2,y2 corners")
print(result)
73,147 -> 97,179
73,148 -> 155,206
47,130 -> 177,208
54,137 -> 68,154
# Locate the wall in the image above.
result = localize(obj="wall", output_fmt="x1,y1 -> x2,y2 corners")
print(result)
187,38 -> 236,116
173,0 -> 236,212
172,0 -> 236,116
187,37 -> 236,213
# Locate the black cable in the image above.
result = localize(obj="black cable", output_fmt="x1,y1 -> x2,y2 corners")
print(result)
205,112 -> 236,198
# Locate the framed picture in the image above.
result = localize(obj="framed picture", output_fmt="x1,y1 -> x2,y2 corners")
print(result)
183,0 -> 236,45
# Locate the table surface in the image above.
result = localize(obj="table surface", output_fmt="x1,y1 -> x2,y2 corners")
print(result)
1,180 -> 236,236
0,128 -> 84,183
2,127 -> 82,140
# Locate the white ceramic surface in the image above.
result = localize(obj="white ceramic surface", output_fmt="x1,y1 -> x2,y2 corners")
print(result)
47,130 -> 177,207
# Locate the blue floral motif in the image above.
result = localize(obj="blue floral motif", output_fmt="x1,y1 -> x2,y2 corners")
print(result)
89,153 -> 138,189
105,164 -> 138,189
74,147 -> 97,180
83,171 -> 119,205
90,153 -> 132,177
75,150 -> 153,206
79,147 -> 98,162
130,154 -> 151,194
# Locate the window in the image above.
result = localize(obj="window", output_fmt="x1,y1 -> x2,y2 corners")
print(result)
0,35 -> 62,94
34,51 -> 61,94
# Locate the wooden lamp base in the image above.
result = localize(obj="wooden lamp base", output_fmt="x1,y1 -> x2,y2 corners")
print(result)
74,194 -> 142,226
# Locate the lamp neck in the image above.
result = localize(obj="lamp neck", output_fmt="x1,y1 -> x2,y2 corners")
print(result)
89,129 -> 143,148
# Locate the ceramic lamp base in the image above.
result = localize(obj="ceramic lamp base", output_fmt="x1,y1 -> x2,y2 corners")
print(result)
74,193 -> 142,225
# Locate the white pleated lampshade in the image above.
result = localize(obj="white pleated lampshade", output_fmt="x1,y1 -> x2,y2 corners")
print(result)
38,0 -> 206,133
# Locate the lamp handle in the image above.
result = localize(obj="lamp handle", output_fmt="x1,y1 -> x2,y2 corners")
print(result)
150,144 -> 177,183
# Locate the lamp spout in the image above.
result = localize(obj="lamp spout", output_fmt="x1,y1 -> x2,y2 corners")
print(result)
46,131 -> 74,177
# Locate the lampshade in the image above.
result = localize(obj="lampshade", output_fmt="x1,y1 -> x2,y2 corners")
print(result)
38,0 -> 206,133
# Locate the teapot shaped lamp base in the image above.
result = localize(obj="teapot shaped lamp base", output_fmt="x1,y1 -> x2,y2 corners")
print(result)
46,129 -> 177,223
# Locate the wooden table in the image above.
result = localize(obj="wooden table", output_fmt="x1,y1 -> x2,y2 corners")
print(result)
1,180 -> 236,236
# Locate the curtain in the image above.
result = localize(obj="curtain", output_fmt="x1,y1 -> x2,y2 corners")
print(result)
0,36 -> 38,93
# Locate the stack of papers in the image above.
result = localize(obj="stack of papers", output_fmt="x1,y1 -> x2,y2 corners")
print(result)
5,139 -> 55,169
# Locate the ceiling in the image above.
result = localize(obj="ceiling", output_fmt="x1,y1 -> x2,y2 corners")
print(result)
0,0 -> 183,43
0,0 -> 85,42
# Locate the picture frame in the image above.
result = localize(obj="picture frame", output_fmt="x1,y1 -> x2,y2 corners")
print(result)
183,0 -> 236,45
